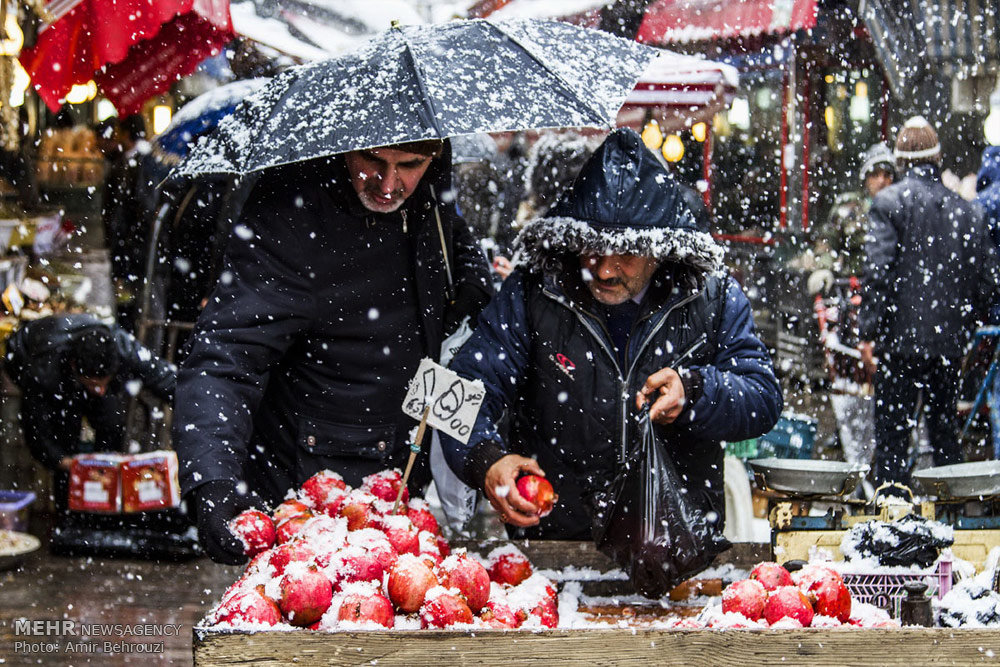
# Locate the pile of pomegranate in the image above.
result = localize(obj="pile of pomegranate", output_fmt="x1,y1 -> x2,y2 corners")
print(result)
208,469 -> 559,631
704,561 -> 899,629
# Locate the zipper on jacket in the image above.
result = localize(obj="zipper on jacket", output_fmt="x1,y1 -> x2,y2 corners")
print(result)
401,209 -> 408,233
674,333 -> 708,366
619,289 -> 704,461
541,283 -> 706,463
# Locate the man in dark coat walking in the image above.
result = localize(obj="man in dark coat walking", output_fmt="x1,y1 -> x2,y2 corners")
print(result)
439,129 -> 782,540
5,314 -> 176,508
173,140 -> 492,563
859,117 -> 999,486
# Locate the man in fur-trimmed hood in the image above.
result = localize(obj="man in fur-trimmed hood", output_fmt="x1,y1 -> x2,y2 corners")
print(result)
439,128 -> 782,540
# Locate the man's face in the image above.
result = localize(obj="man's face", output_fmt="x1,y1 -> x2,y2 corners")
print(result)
344,147 -> 438,213
864,169 -> 894,198
580,253 -> 659,306
78,375 -> 112,397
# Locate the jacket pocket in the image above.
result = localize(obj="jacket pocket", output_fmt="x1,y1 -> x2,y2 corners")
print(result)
294,417 -> 396,484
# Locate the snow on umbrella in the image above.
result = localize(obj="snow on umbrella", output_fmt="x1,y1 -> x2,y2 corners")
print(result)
174,17 -> 658,177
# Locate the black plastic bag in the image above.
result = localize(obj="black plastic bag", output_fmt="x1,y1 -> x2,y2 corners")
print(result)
592,405 -> 730,597
841,514 -> 953,568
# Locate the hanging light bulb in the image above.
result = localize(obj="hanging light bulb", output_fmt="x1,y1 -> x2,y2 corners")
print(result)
153,105 -> 172,134
641,120 -> 663,150
0,12 -> 23,56
691,122 -> 707,143
661,134 -> 684,162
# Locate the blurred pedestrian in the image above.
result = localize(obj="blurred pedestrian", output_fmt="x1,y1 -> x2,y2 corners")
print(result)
817,143 -> 897,278
858,117 -> 999,486
4,314 -> 175,509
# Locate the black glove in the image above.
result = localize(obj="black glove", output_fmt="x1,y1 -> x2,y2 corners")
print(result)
190,480 -> 266,565
444,283 -> 490,336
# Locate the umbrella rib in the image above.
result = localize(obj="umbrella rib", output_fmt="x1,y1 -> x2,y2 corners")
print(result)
488,20 -> 614,129
396,28 -> 446,140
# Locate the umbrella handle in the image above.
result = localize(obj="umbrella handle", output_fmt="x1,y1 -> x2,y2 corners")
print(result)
431,186 -> 455,303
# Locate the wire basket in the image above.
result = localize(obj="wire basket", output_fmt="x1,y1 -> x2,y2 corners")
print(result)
841,558 -> 952,618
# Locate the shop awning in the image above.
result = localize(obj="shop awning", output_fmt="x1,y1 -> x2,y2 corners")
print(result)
861,0 -> 1000,97
20,0 -> 235,116
636,0 -> 817,45
617,49 -> 739,132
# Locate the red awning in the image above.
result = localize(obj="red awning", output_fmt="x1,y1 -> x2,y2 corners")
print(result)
20,0 -> 235,116
636,0 -> 817,45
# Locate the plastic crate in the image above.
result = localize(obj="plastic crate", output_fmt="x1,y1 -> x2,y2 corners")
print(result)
725,438 -> 760,458
0,490 -> 36,532
841,558 -> 952,618
757,414 -> 817,460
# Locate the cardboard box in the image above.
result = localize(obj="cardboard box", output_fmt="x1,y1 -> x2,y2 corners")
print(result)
120,451 -> 180,513
68,454 -> 124,513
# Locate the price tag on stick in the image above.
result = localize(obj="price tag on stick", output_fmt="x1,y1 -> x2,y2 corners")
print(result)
395,359 -> 485,512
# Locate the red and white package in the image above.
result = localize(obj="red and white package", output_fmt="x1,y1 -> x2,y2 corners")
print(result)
120,451 -> 181,513
68,454 -> 124,513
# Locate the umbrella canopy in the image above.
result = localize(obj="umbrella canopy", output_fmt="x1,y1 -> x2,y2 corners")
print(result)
20,0 -> 236,116
175,17 -> 657,177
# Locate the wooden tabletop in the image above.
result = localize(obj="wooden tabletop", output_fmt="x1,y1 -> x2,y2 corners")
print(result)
0,548 -> 239,666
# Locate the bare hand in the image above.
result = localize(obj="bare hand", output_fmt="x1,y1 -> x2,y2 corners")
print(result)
858,341 -> 877,378
59,456 -> 74,472
484,454 -> 545,527
637,367 -> 687,424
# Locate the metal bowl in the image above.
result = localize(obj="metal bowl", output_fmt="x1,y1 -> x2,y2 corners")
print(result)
748,458 -> 870,497
911,461 -> 1000,499
0,531 -> 40,571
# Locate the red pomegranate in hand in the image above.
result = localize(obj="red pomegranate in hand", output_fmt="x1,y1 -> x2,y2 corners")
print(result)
387,554 -> 439,613
721,579 -> 767,621
279,565 -> 333,627
228,509 -> 276,557
763,585 -> 815,627
516,475 -> 556,516
749,561 -> 794,592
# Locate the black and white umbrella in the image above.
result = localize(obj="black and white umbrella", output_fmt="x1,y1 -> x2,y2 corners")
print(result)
174,17 -> 657,177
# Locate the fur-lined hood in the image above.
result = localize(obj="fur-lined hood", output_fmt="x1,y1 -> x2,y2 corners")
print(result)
513,128 -> 724,275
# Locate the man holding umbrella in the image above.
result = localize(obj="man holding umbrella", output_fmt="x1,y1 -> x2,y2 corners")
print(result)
169,19 -> 660,563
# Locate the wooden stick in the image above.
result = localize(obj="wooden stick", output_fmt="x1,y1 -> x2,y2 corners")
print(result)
394,406 -> 430,514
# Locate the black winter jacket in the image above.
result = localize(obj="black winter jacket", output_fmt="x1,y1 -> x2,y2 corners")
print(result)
173,149 -> 492,504
5,314 -> 176,468
860,164 -> 999,356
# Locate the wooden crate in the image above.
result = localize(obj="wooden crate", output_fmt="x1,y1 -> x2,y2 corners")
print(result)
206,541 -> 1000,667
194,627 -> 1000,666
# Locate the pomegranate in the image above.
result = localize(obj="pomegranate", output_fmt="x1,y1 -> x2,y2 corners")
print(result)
337,590 -> 395,628
387,554 -> 439,613
515,475 -> 556,516
721,579 -> 767,621
420,590 -> 474,628
762,585 -> 815,627
214,585 -> 281,626
749,561 -> 794,592
228,509 -> 276,557
439,552 -> 491,613
279,565 -> 333,627
300,470 -> 347,508
488,551 -> 533,587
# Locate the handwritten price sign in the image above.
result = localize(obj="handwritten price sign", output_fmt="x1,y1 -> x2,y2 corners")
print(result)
402,358 -> 485,445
